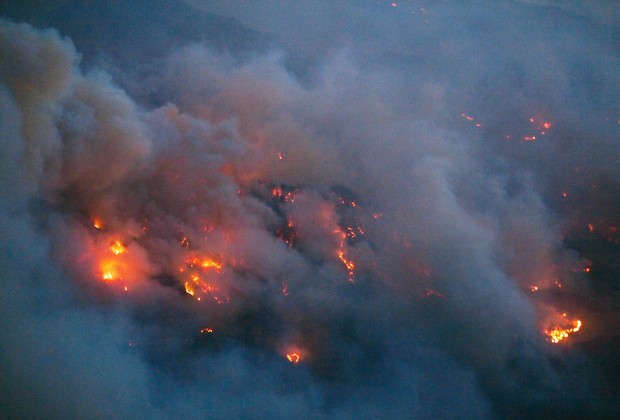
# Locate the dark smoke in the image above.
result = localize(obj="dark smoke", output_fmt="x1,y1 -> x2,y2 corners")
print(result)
1,1 -> 619,418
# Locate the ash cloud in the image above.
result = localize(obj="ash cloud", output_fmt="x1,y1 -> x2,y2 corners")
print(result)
1,1 -> 619,418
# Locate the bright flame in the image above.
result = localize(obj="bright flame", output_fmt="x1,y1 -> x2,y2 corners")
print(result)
201,258 -> 222,270
286,352 -> 301,364
184,282 -> 195,296
101,260 -> 119,281
110,240 -> 127,256
335,229 -> 356,283
186,256 -> 222,271
545,316 -> 582,343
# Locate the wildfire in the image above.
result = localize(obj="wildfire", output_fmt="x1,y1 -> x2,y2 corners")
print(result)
286,352 -> 301,364
271,186 -> 298,203
200,258 -> 222,270
109,240 -> 127,256
184,282 -> 195,296
545,314 -> 582,344
338,249 -> 355,281
180,255 -> 227,303
186,256 -> 222,271
100,260 -> 120,282
335,229 -> 356,283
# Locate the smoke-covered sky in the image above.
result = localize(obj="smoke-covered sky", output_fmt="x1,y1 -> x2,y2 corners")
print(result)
1,1 -> 619,418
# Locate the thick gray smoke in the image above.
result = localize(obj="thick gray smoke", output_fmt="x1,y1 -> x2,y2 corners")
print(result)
1,1 -> 619,418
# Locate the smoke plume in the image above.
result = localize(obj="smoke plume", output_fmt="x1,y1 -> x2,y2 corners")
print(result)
1,1 -> 619,418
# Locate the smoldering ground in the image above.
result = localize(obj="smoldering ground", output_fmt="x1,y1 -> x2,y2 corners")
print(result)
0,1 -> 619,418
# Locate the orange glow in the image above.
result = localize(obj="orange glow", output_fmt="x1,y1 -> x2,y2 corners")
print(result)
201,259 -> 222,270
543,121 -> 552,130
184,282 -> 195,296
109,240 -> 127,256
93,219 -> 103,230
335,229 -> 356,283
545,320 -> 582,343
101,260 -> 120,281
272,186 -> 283,198
338,250 -> 355,272
186,256 -> 222,271
200,328 -> 214,333
545,314 -> 582,344
530,285 -> 539,292
286,352 -> 301,364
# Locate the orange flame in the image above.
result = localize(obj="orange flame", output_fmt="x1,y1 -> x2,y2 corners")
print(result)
109,240 -> 127,256
545,315 -> 582,344
286,352 -> 301,364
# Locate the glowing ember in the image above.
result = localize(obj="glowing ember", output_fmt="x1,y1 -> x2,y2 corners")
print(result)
286,352 -> 301,364
93,219 -> 103,230
530,285 -> 539,292
200,328 -> 214,333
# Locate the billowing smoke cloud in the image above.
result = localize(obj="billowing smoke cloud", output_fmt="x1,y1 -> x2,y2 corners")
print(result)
1,1 -> 618,418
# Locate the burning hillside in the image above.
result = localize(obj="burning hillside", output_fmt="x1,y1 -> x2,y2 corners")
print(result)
1,1 -> 619,418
